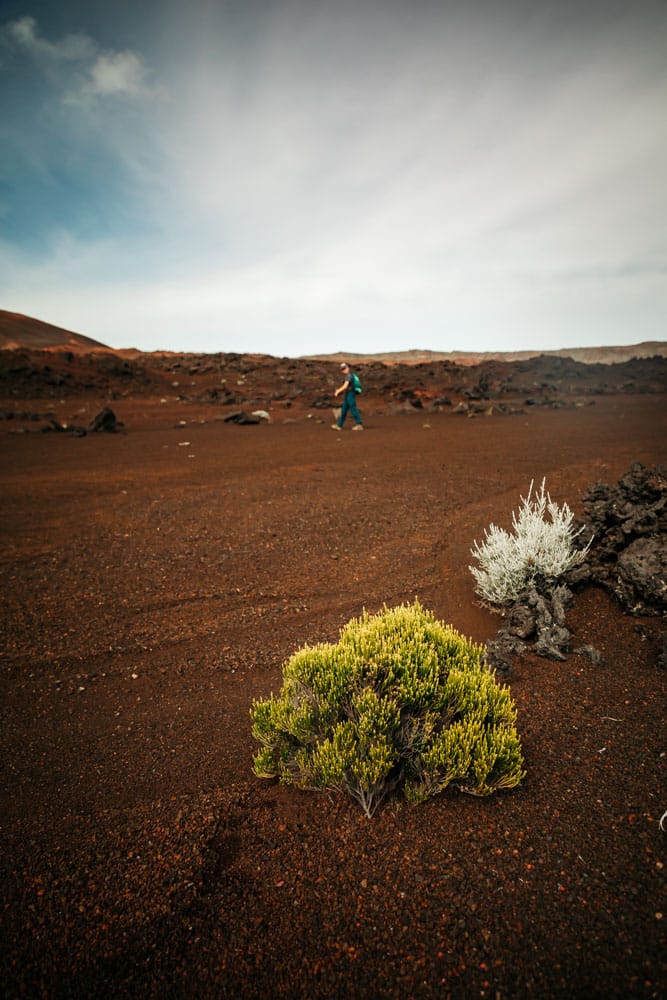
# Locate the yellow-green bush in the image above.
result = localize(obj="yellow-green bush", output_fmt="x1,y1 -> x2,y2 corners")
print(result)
250,600 -> 525,817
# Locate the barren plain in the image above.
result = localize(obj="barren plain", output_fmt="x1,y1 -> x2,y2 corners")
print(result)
1,334 -> 666,998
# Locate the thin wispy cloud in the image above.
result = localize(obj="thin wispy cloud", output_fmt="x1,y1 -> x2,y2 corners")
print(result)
65,50 -> 162,104
2,15 -> 161,104
5,15 -> 95,63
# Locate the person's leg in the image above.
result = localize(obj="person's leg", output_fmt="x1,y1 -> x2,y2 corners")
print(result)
338,395 -> 350,427
349,394 -> 362,426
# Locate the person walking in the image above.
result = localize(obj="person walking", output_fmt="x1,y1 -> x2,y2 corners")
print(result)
332,362 -> 363,430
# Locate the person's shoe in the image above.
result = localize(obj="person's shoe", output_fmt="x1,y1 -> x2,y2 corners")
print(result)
331,424 -> 341,431
352,424 -> 364,431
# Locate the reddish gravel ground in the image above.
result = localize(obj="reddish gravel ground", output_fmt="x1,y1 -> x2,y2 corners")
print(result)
1,391 -> 666,999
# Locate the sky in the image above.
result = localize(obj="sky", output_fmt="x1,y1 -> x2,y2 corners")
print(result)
0,0 -> 666,357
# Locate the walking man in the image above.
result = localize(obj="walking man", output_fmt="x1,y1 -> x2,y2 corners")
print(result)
332,362 -> 363,431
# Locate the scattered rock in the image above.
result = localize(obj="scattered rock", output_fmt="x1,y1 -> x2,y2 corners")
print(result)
484,632 -> 524,676
574,645 -> 605,667
89,407 -> 122,432
223,410 -> 261,425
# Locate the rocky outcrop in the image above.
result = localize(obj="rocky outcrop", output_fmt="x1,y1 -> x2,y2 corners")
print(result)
577,462 -> 666,615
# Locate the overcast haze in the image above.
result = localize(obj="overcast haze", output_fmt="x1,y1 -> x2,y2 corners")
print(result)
1,1 -> 665,357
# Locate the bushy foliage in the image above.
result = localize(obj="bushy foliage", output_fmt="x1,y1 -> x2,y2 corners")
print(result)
469,479 -> 591,607
250,600 -> 525,817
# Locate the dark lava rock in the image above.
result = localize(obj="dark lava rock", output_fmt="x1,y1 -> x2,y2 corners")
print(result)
574,645 -> 606,667
90,407 -> 121,432
223,410 -> 261,425
578,462 -> 666,615
616,535 -> 667,613
484,632 -> 524,676
505,604 -> 535,639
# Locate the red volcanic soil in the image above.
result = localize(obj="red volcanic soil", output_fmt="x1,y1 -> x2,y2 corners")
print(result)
0,354 -> 666,998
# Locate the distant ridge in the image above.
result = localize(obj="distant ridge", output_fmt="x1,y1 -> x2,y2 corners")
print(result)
304,343 -> 667,366
1,309 -> 664,365
0,310 -> 112,352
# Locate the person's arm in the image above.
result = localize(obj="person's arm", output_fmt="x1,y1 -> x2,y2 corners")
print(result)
334,377 -> 350,397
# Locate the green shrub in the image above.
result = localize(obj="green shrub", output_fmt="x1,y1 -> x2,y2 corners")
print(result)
250,600 -> 525,817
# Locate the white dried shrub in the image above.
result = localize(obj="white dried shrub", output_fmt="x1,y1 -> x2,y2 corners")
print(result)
469,479 -> 591,607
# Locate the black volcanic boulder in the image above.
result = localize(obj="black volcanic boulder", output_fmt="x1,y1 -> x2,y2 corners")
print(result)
577,462 -> 666,615
89,407 -> 120,432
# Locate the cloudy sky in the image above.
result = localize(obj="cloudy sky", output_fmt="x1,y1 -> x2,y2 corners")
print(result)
1,1 -> 665,356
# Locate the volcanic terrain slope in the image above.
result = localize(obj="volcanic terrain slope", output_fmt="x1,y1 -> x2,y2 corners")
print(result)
0,324 -> 665,998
